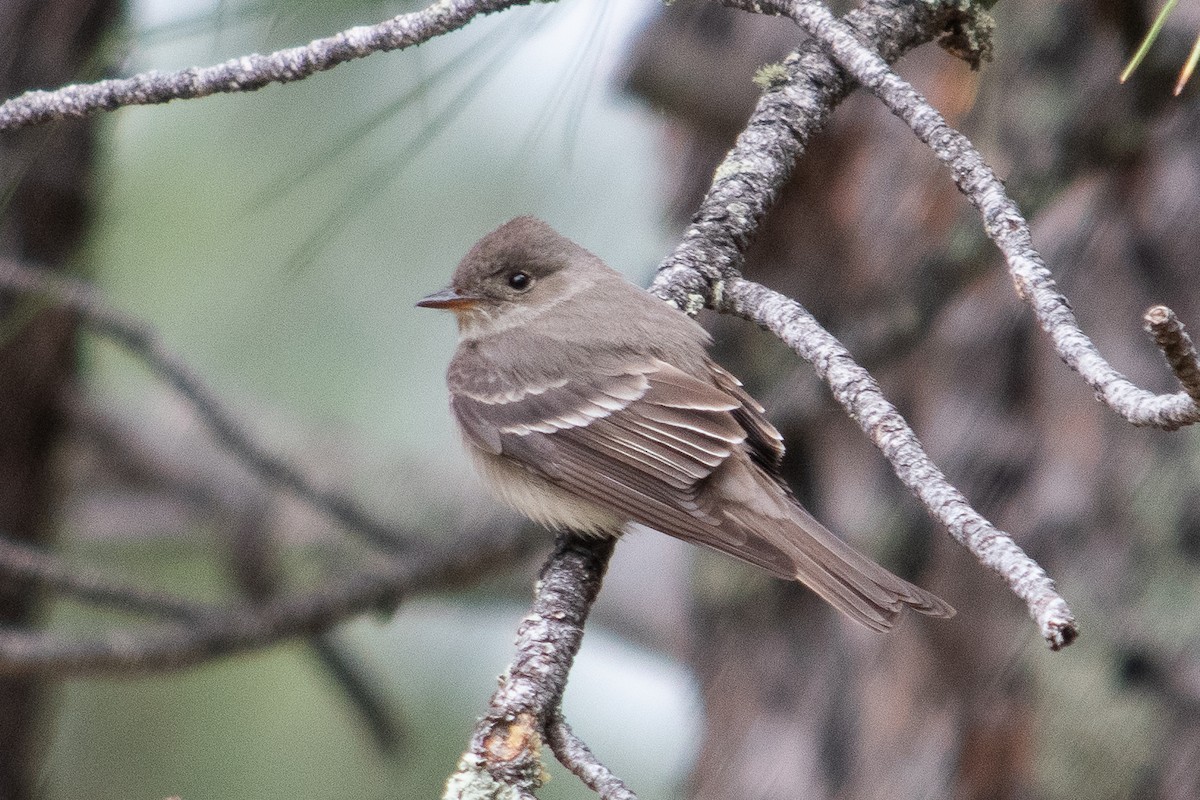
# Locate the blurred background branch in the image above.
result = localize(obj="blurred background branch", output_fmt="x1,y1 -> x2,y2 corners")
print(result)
0,520 -> 535,676
0,255 -> 418,549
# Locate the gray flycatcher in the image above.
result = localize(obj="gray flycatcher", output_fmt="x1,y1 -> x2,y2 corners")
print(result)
418,217 -> 953,631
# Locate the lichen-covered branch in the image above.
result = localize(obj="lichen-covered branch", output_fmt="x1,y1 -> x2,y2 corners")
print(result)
748,0 -> 1200,430
640,0 -> 1075,647
0,0 -> 537,131
648,0 -> 975,308
722,279 -> 1077,649
444,535 -> 619,799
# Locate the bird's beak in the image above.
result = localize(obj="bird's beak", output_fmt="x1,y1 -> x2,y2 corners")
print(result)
416,286 -> 481,310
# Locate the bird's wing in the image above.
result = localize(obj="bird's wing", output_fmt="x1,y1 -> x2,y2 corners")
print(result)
451,357 -> 749,535
450,355 -> 953,630
454,356 -> 847,581
707,361 -> 785,472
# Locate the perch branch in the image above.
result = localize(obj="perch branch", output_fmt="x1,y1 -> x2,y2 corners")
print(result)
0,0 -> 537,132
747,0 -> 1200,430
444,535 -> 622,799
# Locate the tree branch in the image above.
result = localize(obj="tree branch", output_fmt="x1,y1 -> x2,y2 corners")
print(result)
745,0 -> 1200,430
545,715 -> 639,800
1144,305 -> 1200,404
722,278 -> 1076,649
643,0 -> 1079,647
648,0 -> 975,308
0,534 -> 217,622
444,535 -> 620,799
0,0 -> 537,131
0,525 -> 535,677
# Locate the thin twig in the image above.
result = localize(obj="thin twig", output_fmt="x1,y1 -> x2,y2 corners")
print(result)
545,714 -> 640,800
309,634 -> 405,752
723,279 -> 1077,649
71,397 -> 405,751
0,0 -> 538,132
0,258 -> 410,550
746,0 -> 1200,430
444,535 -> 617,799
1144,305 -> 1200,404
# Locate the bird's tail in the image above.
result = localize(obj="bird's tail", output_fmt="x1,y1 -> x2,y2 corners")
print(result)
714,464 -> 954,631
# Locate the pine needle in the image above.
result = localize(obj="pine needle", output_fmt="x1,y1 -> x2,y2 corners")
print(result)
1174,31 -> 1200,95
1121,0 -> 1180,83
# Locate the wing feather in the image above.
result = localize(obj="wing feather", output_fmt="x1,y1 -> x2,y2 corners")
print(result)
452,357 -> 737,490
708,362 -> 785,471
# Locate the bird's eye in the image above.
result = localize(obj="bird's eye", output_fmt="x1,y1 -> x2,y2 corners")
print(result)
507,271 -> 532,291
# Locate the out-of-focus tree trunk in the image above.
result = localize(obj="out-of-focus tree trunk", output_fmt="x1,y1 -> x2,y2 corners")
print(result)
624,0 -> 1200,797
0,2 -> 120,796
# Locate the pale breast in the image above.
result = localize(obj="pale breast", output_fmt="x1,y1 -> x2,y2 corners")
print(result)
465,441 -> 625,536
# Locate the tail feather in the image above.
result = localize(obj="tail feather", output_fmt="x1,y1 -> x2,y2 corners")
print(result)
783,505 -> 955,631
712,461 -> 955,631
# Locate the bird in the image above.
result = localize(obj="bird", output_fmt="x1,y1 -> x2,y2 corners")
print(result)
417,216 -> 953,631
